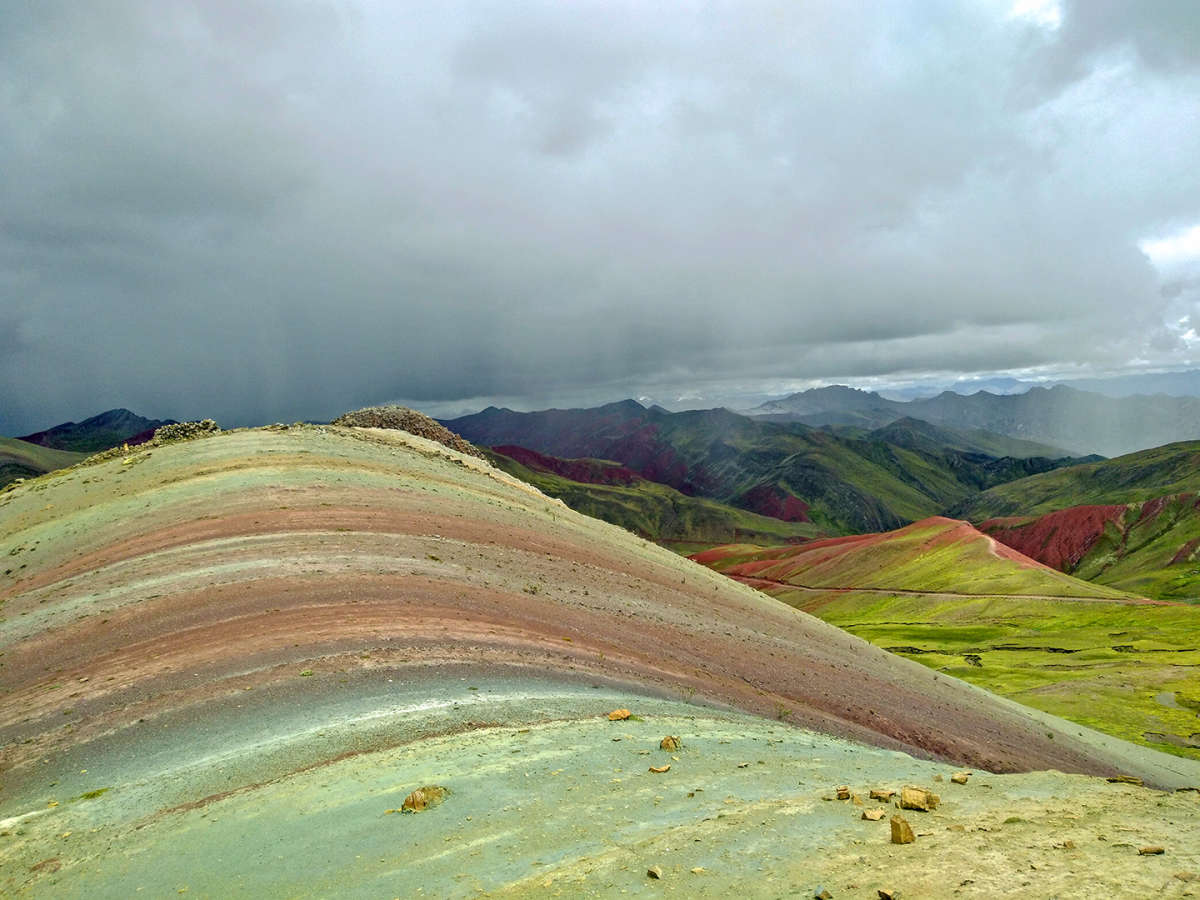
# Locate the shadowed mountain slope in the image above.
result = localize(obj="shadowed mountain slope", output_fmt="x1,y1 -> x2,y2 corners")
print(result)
18,408 -> 174,453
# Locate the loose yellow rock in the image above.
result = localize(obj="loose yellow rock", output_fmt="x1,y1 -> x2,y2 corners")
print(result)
649,764 -> 671,774
891,815 -> 916,844
608,709 -> 631,721
401,785 -> 450,813
951,772 -> 970,785
660,735 -> 682,751
862,808 -> 886,821
899,786 -> 940,811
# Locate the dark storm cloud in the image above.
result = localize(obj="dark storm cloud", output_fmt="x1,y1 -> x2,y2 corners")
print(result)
1,0 -> 1198,433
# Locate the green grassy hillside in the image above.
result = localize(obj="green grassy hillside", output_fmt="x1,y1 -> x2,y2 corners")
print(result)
692,518 -> 1200,759
484,448 -> 822,546
865,416 -> 1076,459
953,441 -> 1200,519
0,437 -> 87,488
695,516 -> 1129,599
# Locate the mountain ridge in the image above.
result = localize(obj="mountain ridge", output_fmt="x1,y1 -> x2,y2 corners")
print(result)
446,401 -> 1092,534
751,384 -> 1200,456
18,407 -> 176,453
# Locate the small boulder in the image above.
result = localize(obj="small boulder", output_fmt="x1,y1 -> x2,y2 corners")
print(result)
878,890 -> 900,900
660,735 -> 682,751
890,815 -> 916,844
647,866 -> 663,879
1139,846 -> 1165,856
862,808 -> 886,821
401,785 -> 450,813
869,789 -> 895,802
608,709 -> 631,721
814,889 -> 832,900
899,786 -> 940,811
649,764 -> 671,774
836,785 -> 851,800
951,772 -> 970,785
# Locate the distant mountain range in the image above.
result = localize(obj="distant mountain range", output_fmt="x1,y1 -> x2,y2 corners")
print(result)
446,400 -> 1091,535
750,384 -> 1200,457
18,408 -> 175,453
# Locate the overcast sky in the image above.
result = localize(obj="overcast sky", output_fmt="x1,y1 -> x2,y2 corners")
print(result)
2,0 -> 1199,432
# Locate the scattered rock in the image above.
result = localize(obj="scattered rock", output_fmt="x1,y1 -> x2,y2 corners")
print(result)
1058,840 -> 1076,850
951,772 -> 970,785
852,793 -> 863,806
1107,775 -> 1144,786
152,420 -> 221,445
1139,846 -> 1165,855
1175,872 -> 1198,882
933,774 -> 944,782
878,890 -> 900,900
899,786 -> 940,811
869,789 -> 895,802
890,815 -> 915,845
836,785 -> 851,800
814,888 -> 832,899
331,406 -> 485,458
649,765 -> 671,774
647,866 -> 663,879
608,709 -> 631,721
862,808 -> 886,821
660,736 -> 682,751
690,867 -> 705,874
401,785 -> 450,813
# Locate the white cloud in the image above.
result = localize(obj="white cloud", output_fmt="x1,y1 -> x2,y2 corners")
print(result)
1141,224 -> 1200,267
1009,0 -> 1062,30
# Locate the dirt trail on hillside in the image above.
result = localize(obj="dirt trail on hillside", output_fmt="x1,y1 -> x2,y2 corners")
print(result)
728,573 -> 1173,605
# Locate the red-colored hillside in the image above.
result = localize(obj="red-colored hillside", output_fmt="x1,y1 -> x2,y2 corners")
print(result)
491,445 -> 641,486
980,505 -> 1126,571
736,483 -> 812,522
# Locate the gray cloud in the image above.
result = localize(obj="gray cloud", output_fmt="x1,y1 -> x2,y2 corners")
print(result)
1,0 -> 1198,433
